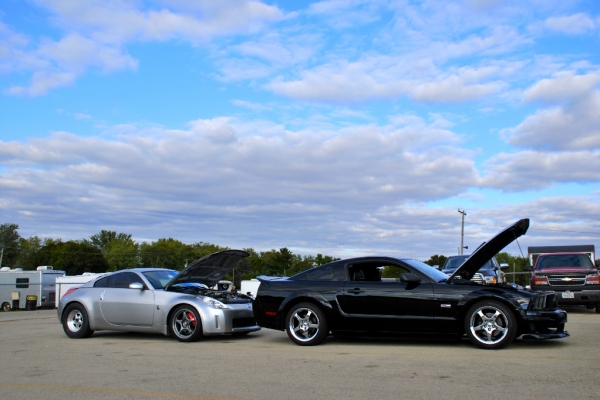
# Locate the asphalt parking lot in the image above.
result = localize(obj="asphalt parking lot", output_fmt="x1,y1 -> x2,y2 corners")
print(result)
1,308 -> 599,400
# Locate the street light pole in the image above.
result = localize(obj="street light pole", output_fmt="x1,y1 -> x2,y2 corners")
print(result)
458,209 -> 467,255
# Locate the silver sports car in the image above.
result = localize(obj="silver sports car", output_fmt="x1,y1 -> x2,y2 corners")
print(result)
57,250 -> 260,342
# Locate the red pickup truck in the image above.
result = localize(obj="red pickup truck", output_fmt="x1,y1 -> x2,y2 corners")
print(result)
527,252 -> 600,313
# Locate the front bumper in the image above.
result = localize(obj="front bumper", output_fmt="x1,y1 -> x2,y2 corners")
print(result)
531,287 -> 600,306
521,308 -> 569,340
202,303 -> 260,335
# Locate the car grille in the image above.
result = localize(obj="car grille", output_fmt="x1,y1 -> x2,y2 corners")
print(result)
232,317 -> 256,328
547,274 -> 586,286
471,273 -> 484,284
531,293 -> 558,309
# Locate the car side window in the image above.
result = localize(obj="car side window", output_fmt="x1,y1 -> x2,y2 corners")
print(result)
306,267 -> 335,280
348,263 -> 410,282
108,272 -> 144,289
94,276 -> 109,287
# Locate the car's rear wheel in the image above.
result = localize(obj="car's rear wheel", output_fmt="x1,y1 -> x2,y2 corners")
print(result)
63,303 -> 94,339
596,303 -> 600,314
464,300 -> 516,349
286,302 -> 328,346
171,305 -> 203,342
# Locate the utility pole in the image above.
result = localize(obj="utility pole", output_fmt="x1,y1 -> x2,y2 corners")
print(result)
458,209 -> 467,255
0,246 -> 3,268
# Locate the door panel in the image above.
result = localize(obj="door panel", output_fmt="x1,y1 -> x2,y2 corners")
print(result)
100,288 -> 155,326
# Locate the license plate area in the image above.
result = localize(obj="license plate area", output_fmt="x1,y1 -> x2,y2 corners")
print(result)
561,291 -> 575,299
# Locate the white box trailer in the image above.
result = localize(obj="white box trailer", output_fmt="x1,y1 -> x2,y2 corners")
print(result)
528,245 -> 596,266
0,266 -> 65,311
55,272 -> 108,307
241,279 -> 261,297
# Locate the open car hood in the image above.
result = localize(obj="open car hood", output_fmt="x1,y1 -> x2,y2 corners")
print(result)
448,218 -> 529,282
164,250 -> 249,290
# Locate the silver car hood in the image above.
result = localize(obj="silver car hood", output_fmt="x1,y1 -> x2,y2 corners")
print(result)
448,218 -> 529,282
164,250 -> 249,289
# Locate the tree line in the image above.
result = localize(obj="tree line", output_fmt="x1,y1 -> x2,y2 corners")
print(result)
0,223 -> 339,288
4,222 -> 588,287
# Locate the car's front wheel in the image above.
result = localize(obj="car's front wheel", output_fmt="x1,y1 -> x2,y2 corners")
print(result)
285,302 -> 328,346
170,305 -> 203,342
62,303 -> 94,339
464,300 -> 516,349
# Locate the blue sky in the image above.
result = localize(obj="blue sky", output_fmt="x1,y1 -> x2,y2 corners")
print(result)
1,0 -> 600,259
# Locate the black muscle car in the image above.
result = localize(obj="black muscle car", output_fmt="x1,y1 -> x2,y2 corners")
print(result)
253,219 -> 569,349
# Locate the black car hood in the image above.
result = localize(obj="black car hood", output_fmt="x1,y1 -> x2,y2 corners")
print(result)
448,218 -> 529,282
164,250 -> 249,290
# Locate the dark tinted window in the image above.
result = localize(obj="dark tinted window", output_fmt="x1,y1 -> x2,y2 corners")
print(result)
537,255 -> 594,269
108,272 -> 144,288
16,278 -> 29,288
94,276 -> 109,287
306,267 -> 334,280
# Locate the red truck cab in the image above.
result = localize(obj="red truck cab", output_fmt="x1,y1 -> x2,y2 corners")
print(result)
527,252 -> 600,312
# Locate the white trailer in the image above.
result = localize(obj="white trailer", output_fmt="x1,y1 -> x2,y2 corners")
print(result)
241,279 -> 261,297
55,272 -> 108,308
0,266 -> 65,311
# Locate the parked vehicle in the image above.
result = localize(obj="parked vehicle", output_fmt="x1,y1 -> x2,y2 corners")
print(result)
528,245 -> 595,268
441,255 -> 507,285
57,250 -> 260,341
253,219 -> 569,349
526,252 -> 600,312
0,266 -> 65,311
55,273 -> 108,308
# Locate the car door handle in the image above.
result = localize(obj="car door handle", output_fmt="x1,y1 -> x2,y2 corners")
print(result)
347,288 -> 364,294
100,290 -> 105,300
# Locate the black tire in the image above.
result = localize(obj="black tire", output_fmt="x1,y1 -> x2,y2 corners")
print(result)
1,302 -> 11,312
464,300 -> 517,349
62,303 -> 94,339
170,305 -> 203,342
596,303 -> 600,314
285,302 -> 328,346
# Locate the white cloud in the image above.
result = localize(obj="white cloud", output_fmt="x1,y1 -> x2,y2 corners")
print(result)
481,150 -> 600,191
544,13 -> 596,35
502,70 -> 600,151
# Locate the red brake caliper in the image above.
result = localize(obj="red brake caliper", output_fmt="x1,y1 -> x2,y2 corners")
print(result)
188,312 -> 196,327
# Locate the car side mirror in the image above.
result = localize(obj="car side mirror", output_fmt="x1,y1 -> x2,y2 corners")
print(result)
500,263 -> 509,271
524,265 -> 533,272
129,282 -> 144,290
400,273 -> 422,283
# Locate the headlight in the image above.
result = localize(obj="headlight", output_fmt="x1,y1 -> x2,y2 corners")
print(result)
201,297 -> 229,309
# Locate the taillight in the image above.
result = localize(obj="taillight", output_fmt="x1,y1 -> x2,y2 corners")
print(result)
62,288 -> 78,298
532,275 -> 549,285
585,275 -> 600,285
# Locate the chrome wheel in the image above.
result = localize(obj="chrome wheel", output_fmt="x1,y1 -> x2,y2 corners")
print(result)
285,302 -> 328,346
289,307 -> 320,342
171,306 -> 202,342
62,303 -> 93,339
67,309 -> 84,332
465,301 -> 516,349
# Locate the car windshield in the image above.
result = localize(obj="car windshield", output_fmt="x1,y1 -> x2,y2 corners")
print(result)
142,270 -> 179,289
442,256 -> 497,273
402,259 -> 450,282
441,256 -> 468,271
536,255 -> 595,269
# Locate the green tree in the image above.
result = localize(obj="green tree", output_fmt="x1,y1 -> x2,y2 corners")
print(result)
0,223 -> 20,268
104,238 -> 141,272
15,236 -> 44,270
49,241 -> 109,275
88,230 -> 133,251
495,252 -> 530,286
424,254 -> 447,269
140,238 -> 195,270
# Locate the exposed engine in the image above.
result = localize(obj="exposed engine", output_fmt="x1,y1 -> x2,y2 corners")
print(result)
197,288 -> 253,304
